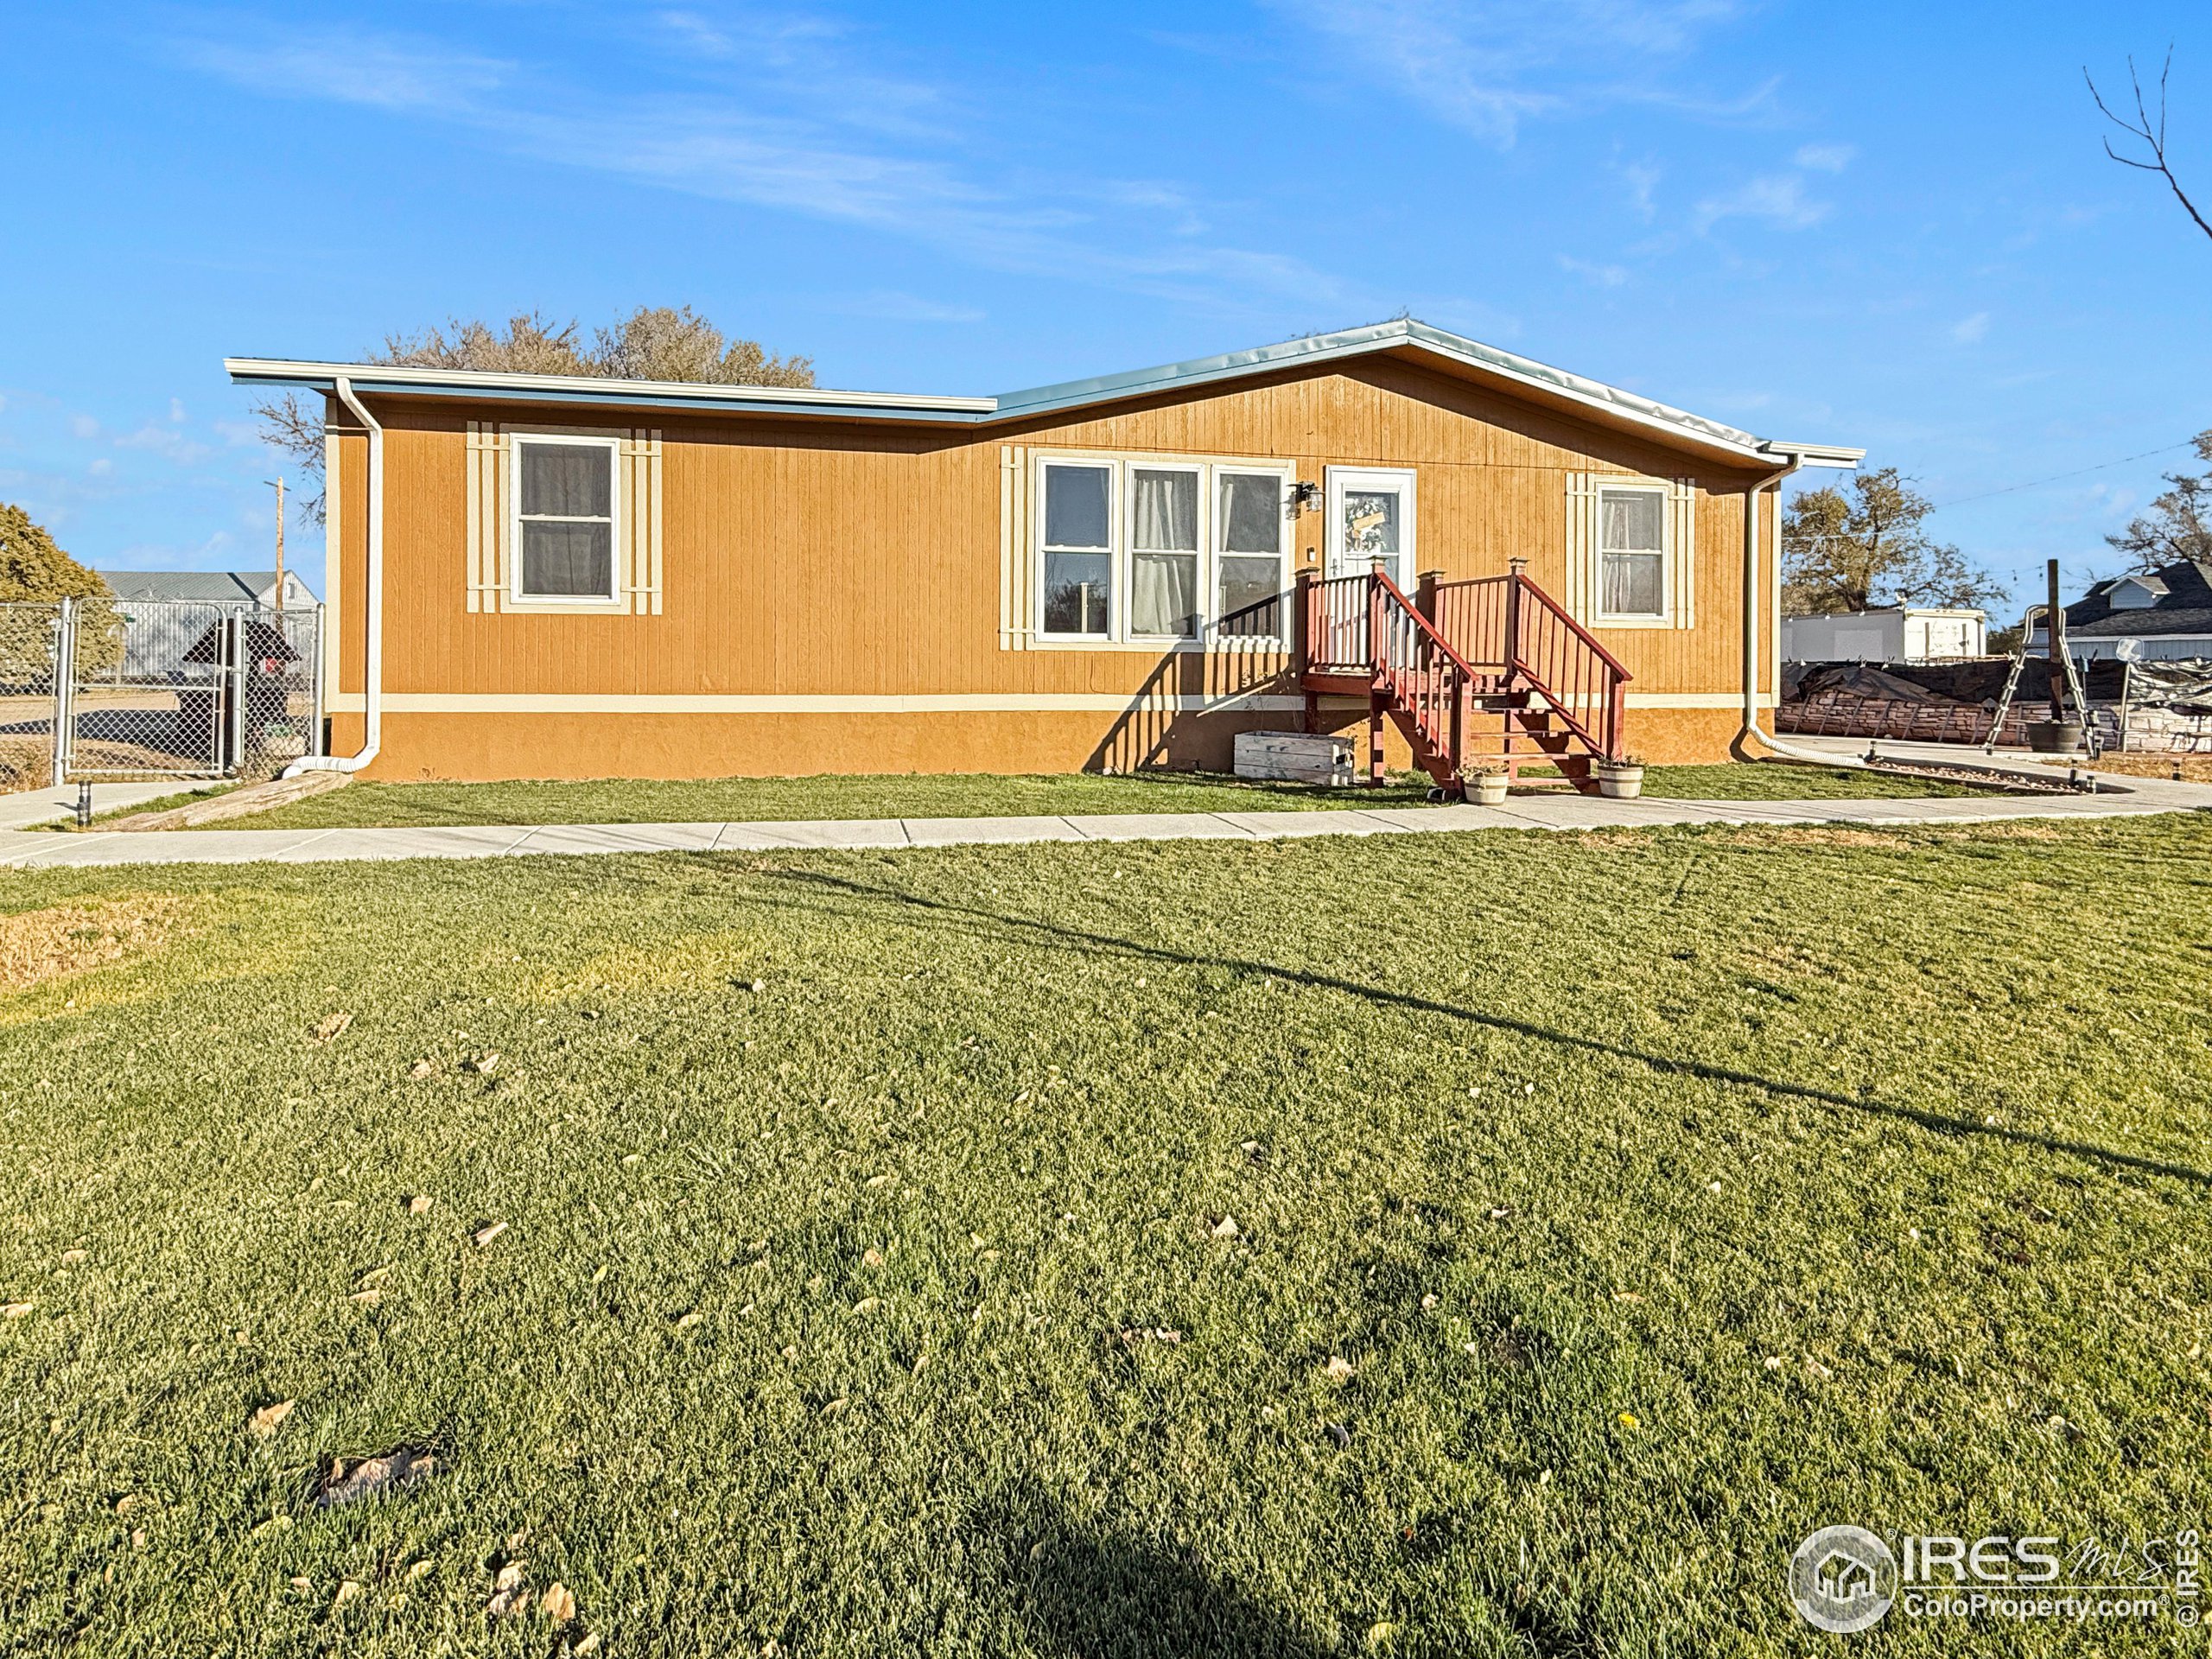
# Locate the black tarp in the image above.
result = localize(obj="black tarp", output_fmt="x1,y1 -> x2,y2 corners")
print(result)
1783,658 -> 2132,708
2125,658 -> 2212,714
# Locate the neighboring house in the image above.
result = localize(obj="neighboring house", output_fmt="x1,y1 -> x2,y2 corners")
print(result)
2031,558 -> 2212,661
226,319 -> 1859,785
99,569 -> 317,609
92,569 -> 319,682
1782,607 -> 1986,664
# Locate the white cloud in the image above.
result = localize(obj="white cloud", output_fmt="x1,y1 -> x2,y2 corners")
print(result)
70,414 -> 98,439
175,21 -> 1342,308
88,457 -> 112,477
1620,160 -> 1662,221
1558,254 -> 1630,288
1694,173 -> 1829,232
1268,0 -> 1764,148
1792,143 -> 1855,173
1950,311 -> 1990,345
177,28 -> 508,113
115,422 -> 213,463
168,397 -> 187,423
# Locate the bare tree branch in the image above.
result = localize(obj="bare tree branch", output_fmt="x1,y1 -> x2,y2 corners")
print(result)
248,390 -> 327,524
2087,50 -> 2212,244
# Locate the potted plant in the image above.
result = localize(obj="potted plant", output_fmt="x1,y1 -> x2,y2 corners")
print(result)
1465,769 -> 1510,806
1593,754 -> 1646,799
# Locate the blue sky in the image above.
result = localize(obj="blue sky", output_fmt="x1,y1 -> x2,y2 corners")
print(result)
3,1 -> 2207,612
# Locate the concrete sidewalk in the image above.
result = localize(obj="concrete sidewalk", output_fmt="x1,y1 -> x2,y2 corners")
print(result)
3,774 -> 2204,869
0,779 -> 219,831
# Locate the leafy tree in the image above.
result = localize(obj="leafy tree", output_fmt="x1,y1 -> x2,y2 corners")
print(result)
252,308 -> 814,522
0,501 -> 122,677
1780,467 -> 2007,615
2105,429 -> 2212,571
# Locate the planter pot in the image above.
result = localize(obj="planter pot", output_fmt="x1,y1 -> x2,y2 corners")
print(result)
1594,764 -> 1644,800
2025,720 -> 2086,753
1467,773 -> 1510,806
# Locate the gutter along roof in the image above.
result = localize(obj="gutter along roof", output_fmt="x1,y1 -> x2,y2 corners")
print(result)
227,317 -> 1860,470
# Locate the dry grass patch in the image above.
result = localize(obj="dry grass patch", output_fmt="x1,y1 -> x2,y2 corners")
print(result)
2057,753 -> 2212,784
0,896 -> 194,992
524,929 -> 772,1001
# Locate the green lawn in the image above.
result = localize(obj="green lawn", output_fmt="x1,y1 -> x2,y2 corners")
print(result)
3,817 -> 2203,1655
128,762 -> 1987,831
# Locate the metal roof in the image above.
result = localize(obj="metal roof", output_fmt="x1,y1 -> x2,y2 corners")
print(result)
98,569 -> 317,604
226,318 -> 1859,467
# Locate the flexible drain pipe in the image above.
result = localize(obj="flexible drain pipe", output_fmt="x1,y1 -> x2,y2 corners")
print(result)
282,375 -> 381,779
1735,457 -> 1872,768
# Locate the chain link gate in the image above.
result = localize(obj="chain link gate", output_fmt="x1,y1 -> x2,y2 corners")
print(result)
0,595 -> 324,792
0,601 -> 66,791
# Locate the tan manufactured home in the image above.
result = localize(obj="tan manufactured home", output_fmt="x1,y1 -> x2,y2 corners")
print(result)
226,320 -> 1859,789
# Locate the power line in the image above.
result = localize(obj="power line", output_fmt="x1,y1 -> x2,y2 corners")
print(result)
1925,440 -> 2200,512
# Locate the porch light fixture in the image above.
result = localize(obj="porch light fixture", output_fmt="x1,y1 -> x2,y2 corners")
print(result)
1290,480 -> 1323,513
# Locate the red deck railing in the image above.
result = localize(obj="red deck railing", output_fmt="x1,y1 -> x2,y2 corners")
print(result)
1300,565 -> 1633,766
1486,570 -> 1631,763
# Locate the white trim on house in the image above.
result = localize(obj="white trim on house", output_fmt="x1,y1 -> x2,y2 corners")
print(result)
1324,467 -> 1417,588
1034,455 -> 1120,642
508,434 -> 625,607
1014,448 -> 1297,651
1563,472 -> 1695,631
1591,478 -> 1672,627
323,689 -> 1769,715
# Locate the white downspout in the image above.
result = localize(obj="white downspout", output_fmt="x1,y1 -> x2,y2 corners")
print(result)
1736,457 -> 1872,768
283,375 -> 381,777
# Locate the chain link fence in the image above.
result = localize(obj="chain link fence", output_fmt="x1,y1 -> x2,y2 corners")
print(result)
0,602 -> 65,791
0,596 -> 322,791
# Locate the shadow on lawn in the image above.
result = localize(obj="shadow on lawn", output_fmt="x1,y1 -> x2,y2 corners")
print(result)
990,1484 -> 1329,1658
737,867 -> 2211,1192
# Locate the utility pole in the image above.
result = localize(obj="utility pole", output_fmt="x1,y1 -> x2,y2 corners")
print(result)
264,477 -> 286,612
2044,557 -> 2065,721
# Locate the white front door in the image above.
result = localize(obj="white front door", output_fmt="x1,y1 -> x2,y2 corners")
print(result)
1325,467 -> 1417,591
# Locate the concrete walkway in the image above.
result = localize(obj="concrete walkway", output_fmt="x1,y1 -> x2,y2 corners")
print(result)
0,779 -> 219,832
4,760 -> 2205,871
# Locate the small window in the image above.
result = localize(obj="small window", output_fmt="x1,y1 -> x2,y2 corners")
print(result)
1129,467 -> 1200,638
1216,471 -> 1285,636
1041,462 -> 1113,636
1599,487 -> 1665,618
515,439 -> 618,601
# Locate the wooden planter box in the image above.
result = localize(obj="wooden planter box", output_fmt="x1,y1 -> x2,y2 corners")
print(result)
1233,730 -> 1355,788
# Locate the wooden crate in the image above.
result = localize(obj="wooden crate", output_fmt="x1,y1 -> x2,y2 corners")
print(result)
1234,730 -> 1354,787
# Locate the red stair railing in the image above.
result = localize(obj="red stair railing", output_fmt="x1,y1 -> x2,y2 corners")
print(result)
1429,570 -> 1633,762
1368,570 -> 1475,783
1295,564 -> 1633,779
1503,570 -> 1631,762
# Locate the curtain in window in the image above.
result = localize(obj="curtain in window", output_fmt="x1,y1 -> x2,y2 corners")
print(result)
521,444 -> 613,518
1599,491 -> 1662,556
1601,551 -> 1663,615
1132,469 -> 1197,553
1218,474 -> 1280,555
1132,554 -> 1198,636
522,522 -> 614,596
1131,469 -> 1198,636
1599,490 -> 1665,616
1217,473 -> 1283,632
